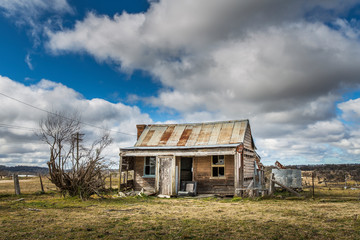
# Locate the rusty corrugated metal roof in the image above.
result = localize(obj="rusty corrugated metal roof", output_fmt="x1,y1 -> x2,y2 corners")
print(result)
134,120 -> 249,147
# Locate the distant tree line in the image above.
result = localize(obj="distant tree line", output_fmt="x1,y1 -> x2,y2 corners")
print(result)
285,164 -> 360,172
0,165 -> 48,176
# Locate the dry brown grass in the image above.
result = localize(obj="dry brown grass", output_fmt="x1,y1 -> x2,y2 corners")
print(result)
0,173 -> 133,195
1,177 -> 360,239
0,176 -> 57,194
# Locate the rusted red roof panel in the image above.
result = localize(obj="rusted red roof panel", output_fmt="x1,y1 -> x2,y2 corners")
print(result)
177,128 -> 193,146
135,120 -> 249,147
159,126 -> 174,146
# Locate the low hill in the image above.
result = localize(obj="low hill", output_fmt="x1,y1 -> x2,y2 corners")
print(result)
0,165 -> 48,176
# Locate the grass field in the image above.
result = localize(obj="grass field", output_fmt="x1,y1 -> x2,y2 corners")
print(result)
1,177 -> 360,239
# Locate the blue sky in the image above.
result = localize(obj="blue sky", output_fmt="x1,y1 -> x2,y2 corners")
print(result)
0,0 -> 169,120
1,0 -> 360,166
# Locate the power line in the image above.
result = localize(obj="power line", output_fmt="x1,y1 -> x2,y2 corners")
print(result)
0,92 -> 136,136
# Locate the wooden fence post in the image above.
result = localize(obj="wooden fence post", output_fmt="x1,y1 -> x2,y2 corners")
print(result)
312,171 -> 315,199
118,154 -> 123,192
109,173 -> 112,189
269,173 -> 275,195
39,174 -> 45,193
13,174 -> 21,195
125,170 -> 128,189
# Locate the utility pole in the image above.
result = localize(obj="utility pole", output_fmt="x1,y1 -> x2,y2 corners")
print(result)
73,132 -> 84,171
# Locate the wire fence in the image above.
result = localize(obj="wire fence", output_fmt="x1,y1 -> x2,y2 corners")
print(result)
0,171 -> 134,195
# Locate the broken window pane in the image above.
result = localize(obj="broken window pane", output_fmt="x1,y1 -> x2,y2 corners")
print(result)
212,155 -> 225,177
218,155 -> 224,165
212,155 -> 218,165
150,166 -> 155,175
212,167 -> 218,177
219,167 -> 224,176
145,166 -> 150,175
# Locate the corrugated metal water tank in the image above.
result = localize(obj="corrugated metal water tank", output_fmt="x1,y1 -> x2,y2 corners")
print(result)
272,169 -> 302,189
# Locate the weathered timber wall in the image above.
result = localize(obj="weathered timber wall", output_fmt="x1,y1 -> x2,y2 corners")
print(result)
243,155 -> 255,179
134,154 -> 238,194
194,155 -> 234,194
176,157 -> 181,192
134,157 -> 156,192
243,126 -> 253,149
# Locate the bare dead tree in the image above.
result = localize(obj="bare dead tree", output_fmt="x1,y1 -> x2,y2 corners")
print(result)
39,112 -> 112,199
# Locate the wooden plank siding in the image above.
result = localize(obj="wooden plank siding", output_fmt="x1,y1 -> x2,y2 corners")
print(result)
123,120 -> 261,195
243,125 -> 253,149
193,155 -> 235,194
134,155 -> 236,195
243,156 -> 255,179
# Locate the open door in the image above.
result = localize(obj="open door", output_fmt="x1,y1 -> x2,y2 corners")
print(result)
180,157 -> 193,182
155,156 -> 176,196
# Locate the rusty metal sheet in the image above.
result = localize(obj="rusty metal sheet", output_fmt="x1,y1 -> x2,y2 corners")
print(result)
195,124 -> 214,145
135,120 -> 251,147
238,121 -> 247,142
230,121 -> 244,143
146,126 -> 167,146
185,125 -> 202,146
207,122 -> 223,145
140,129 -> 155,146
166,125 -> 186,146
159,126 -> 175,146
177,127 -> 193,146
217,122 -> 235,144
135,126 -> 150,146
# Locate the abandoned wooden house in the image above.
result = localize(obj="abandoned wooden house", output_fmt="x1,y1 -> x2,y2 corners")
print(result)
119,120 -> 264,197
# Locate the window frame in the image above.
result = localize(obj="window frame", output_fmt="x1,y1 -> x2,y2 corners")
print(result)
143,156 -> 156,177
211,155 -> 225,178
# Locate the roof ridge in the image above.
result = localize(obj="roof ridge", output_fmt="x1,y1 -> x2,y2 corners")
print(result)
142,119 -> 249,127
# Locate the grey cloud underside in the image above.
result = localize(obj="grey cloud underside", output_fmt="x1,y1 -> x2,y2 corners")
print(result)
45,0 -> 360,164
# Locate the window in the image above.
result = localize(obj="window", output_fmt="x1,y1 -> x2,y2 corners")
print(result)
212,155 -> 225,177
144,156 -> 156,176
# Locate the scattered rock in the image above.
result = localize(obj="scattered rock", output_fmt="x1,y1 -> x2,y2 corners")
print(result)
118,192 -> 126,198
27,208 -> 40,211
105,208 -> 140,212
126,190 -> 137,196
14,198 -> 24,202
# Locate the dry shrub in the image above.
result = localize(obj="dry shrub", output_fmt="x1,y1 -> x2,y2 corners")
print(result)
39,112 -> 112,199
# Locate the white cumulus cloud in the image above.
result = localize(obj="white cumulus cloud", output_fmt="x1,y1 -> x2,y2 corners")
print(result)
0,75 -> 152,166
46,0 -> 360,164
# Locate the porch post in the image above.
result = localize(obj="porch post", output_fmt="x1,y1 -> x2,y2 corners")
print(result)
235,144 -> 244,196
118,152 -> 123,193
234,152 -> 239,195
155,156 -> 160,193
171,155 -> 176,195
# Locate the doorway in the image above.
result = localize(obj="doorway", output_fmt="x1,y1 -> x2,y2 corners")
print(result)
180,157 -> 193,182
